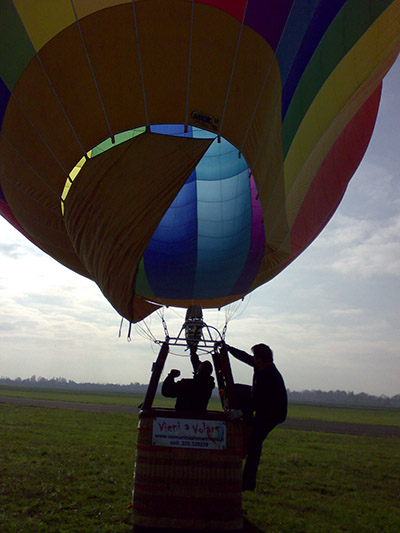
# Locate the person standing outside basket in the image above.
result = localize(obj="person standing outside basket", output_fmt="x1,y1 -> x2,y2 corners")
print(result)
226,343 -> 287,491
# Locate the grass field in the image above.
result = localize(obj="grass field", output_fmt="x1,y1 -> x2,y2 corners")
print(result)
1,390 -> 400,532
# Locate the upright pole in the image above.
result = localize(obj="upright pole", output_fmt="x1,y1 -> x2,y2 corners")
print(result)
142,341 -> 169,410
212,342 -> 237,410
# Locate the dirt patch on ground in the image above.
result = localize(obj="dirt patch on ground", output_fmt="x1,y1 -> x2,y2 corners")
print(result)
1,395 -> 399,437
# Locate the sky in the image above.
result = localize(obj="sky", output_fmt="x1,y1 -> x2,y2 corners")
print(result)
1,59 -> 399,397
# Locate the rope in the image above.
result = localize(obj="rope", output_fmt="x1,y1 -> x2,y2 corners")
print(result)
118,318 -> 124,337
7,92 -> 70,179
218,0 -> 249,138
221,321 -> 228,340
131,0 -> 150,128
34,54 -> 88,160
160,309 -> 170,339
9,5 -> 88,178
185,0 -> 195,130
134,317 -> 158,343
0,133 -> 60,202
70,0 -> 114,140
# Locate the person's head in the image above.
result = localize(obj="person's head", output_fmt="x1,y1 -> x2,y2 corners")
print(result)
251,344 -> 273,370
195,360 -> 213,377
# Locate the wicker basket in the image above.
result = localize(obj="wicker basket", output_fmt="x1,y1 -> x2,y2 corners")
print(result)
132,408 -> 243,530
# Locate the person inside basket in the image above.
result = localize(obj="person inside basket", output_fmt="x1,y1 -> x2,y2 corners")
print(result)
162,346 -> 215,411
225,342 -> 287,491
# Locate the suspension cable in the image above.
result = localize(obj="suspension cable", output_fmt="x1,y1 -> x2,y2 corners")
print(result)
218,0 -> 249,138
185,0 -> 195,130
131,0 -> 150,129
70,0 -> 114,140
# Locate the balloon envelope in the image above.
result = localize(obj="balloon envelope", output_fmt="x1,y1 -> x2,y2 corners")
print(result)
1,0 -> 399,322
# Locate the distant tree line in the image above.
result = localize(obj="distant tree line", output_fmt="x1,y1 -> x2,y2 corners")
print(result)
0,375 -> 148,394
287,389 -> 400,409
1,376 -> 399,408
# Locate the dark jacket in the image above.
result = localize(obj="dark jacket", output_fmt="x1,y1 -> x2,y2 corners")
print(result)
162,373 -> 215,412
229,346 -> 287,425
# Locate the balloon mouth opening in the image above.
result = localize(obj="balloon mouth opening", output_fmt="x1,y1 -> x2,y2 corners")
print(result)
60,123 -> 260,306
61,126 -> 147,216
61,124 -> 249,216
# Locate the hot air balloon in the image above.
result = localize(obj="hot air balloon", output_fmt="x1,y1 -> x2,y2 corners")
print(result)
2,3 -> 400,529
1,0 -> 400,326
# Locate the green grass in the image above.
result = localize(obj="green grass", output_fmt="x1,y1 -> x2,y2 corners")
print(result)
1,403 -> 399,532
1,405 -> 134,532
244,429 -> 400,532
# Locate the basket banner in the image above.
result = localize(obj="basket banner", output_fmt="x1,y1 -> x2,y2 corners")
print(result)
152,417 -> 226,450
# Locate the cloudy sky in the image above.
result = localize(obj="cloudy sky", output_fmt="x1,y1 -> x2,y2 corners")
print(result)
1,59 -> 399,397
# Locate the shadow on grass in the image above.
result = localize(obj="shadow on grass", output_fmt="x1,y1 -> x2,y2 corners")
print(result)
132,517 -> 263,532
